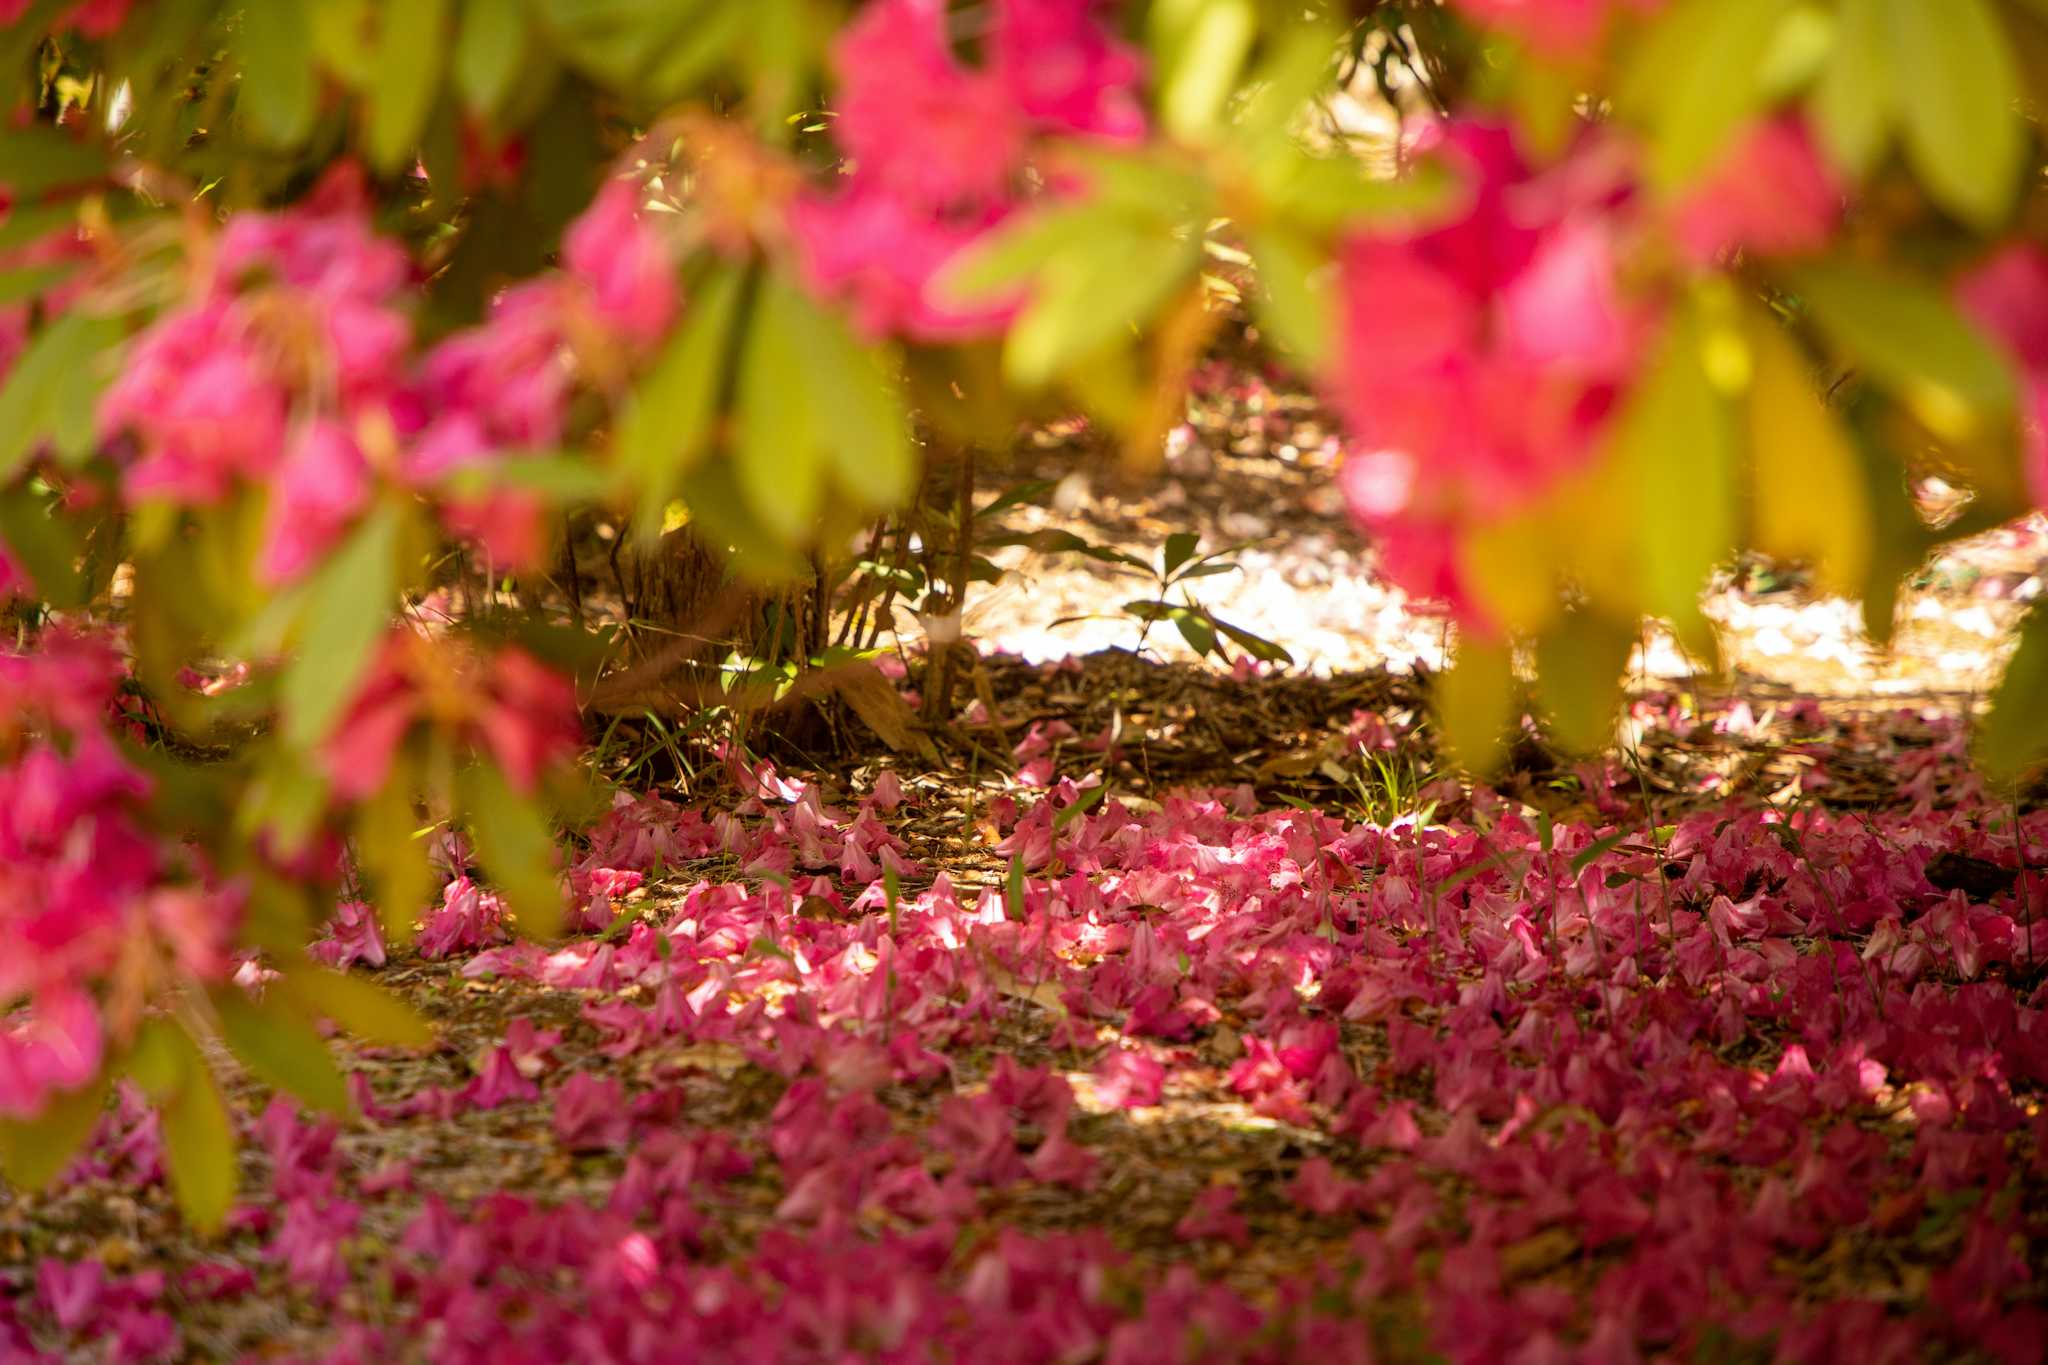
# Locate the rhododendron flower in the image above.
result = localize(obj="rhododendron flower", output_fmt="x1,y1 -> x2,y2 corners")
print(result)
0,988 -> 103,1118
259,420 -> 374,584
414,282 -> 572,450
322,630 -> 580,800
563,178 -> 678,349
1956,244 -> 2048,508
1448,0 -> 1663,55
101,301 -> 289,502
990,0 -> 1146,142
1672,116 -> 1841,265
789,182 -> 1020,342
832,0 -> 1030,212
1328,122 -> 1647,620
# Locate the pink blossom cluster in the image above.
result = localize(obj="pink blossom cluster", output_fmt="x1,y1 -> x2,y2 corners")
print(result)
0,633 -> 236,1119
791,0 -> 1145,341
321,626 -> 582,802
1328,117 -> 1841,624
1446,0 -> 1664,55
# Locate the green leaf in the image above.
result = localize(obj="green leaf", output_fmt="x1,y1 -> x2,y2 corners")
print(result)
443,452 -> 611,503
734,274 -> 823,546
1004,232 -> 1200,388
453,0 -> 529,116
1809,0 -> 1892,178
1227,15 -> 1341,155
1636,0 -> 1789,190
1004,852 -> 1026,918
0,484 -> 88,608
277,965 -> 435,1047
1258,154 -> 1458,234
121,1018 -> 190,1101
281,504 -> 398,750
0,1074 -> 108,1193
1161,532 -> 1200,577
1434,634 -> 1517,774
1244,227 -> 1331,364
1053,781 -> 1108,831
354,773 -> 431,946
458,760 -> 563,938
1569,831 -> 1631,876
162,1046 -> 238,1233
1171,606 -> 1218,656
1151,0 -> 1256,143
622,264 -> 747,535
1977,605 -> 2048,783
0,262 -> 77,306
368,0 -> 452,174
1885,0 -> 2023,229
0,125 -> 105,199
792,290 -> 915,513
1785,259 -> 2017,438
1215,618 -> 1293,664
935,203 -> 1122,306
0,311 -> 127,479
1535,609 -> 1635,753
1744,307 -> 1871,595
212,990 -> 350,1114
1619,308 -> 1736,642
237,0 -> 317,148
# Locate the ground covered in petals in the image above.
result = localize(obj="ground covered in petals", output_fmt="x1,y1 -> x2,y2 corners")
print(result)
3,646 -> 2046,1364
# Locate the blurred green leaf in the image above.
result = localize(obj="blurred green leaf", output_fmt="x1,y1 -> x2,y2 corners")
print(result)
0,1074 -> 108,1193
368,0 -> 452,174
622,264 -> 748,536
1244,227 -> 1330,364
0,125 -> 105,200
0,484 -> 89,609
1005,232 -> 1200,388
355,772 -> 431,947
459,760 -> 563,938
0,312 -> 128,478
936,203 -> 1122,305
1978,605 -> 2048,782
212,990 -> 350,1114
237,0 -> 317,148
1434,634 -> 1517,774
734,273 -> 824,545
1215,618 -> 1293,664
1535,609 -> 1634,753
453,0 -> 529,116
281,502 -> 398,751
278,965 -> 435,1047
1885,0 -> 2023,229
1809,0 -> 1892,177
162,1039 -> 237,1233
1171,606 -> 1218,656
1635,0 -> 1788,190
1151,0 -> 1256,143
1744,307 -> 1871,595
1229,15 -> 1341,154
1615,309 -> 1734,646
1162,532 -> 1200,577
1786,259 -> 2017,438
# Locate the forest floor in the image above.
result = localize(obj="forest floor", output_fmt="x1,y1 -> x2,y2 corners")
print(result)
5,373 -> 2048,1363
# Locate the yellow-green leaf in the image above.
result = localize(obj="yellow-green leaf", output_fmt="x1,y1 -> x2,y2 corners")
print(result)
1885,0 -> 2023,230
458,760 -> 563,938
1636,0 -> 1789,190
622,264 -> 747,537
212,990 -> 350,1114
368,0 -> 452,174
1979,605 -> 2048,782
1535,609 -> 1636,754
1743,309 -> 1871,595
277,965 -> 435,1048
163,1052 -> 238,1233
0,1074 -> 108,1193
354,772 -> 430,946
1810,0 -> 1893,179
237,0 -> 318,148
1434,633 -> 1518,774
452,0 -> 528,116
281,502 -> 398,751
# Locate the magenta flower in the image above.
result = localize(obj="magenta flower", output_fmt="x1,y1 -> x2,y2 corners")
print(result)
101,300 -> 289,503
990,0 -> 1146,142
832,0 -> 1030,212
1448,0 -> 1663,55
563,178 -> 678,350
258,420 -> 374,585
790,181 -> 1020,343
1672,116 -> 1842,265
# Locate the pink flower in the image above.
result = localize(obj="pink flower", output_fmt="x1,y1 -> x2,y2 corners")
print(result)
832,0 -> 1030,212
259,421 -> 374,585
0,989 -> 104,1119
1448,0 -> 1663,56
553,1072 -> 630,1150
790,181 -> 1019,343
563,179 -> 678,349
102,301 -> 289,503
990,0 -> 1146,142
1093,1048 -> 1165,1108
1956,244 -> 2048,508
1672,116 -> 1841,265
309,900 -> 388,971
